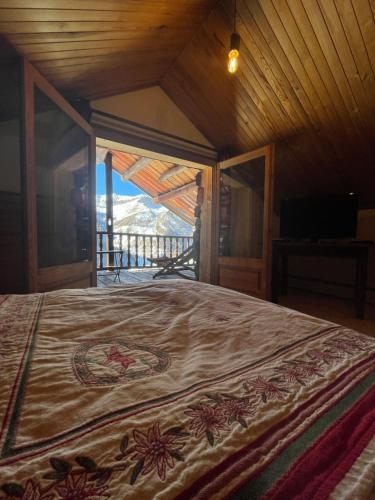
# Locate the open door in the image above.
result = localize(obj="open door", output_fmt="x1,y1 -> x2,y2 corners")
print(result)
23,60 -> 96,292
216,145 -> 275,299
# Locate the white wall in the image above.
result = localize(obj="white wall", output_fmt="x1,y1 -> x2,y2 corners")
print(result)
91,86 -> 212,148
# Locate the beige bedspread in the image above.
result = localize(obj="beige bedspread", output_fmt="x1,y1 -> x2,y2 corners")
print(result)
0,280 -> 374,499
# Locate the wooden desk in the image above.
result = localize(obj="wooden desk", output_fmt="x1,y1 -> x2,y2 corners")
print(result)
271,241 -> 372,319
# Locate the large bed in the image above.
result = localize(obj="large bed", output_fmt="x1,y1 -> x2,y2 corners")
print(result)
0,280 -> 374,499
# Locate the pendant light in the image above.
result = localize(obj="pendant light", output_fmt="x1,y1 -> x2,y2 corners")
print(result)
228,0 -> 240,74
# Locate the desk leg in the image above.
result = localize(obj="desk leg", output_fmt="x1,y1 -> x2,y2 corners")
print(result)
355,253 -> 368,319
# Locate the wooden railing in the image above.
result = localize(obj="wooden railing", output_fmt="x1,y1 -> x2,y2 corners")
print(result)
97,231 -> 194,271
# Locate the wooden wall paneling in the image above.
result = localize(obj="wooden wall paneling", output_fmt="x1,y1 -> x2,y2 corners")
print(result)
21,58 -> 38,292
0,192 -> 25,293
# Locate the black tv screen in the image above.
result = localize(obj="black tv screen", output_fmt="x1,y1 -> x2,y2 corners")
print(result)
280,194 -> 358,240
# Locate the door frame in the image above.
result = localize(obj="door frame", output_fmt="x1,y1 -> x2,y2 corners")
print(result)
214,144 -> 275,298
22,58 -> 96,292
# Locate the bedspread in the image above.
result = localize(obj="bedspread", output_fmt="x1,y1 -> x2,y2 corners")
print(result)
0,280 -> 374,499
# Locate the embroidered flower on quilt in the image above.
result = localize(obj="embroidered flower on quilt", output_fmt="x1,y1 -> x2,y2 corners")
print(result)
244,376 -> 287,403
218,396 -> 254,427
131,422 -> 186,482
0,480 -> 53,500
295,361 -> 323,378
276,364 -> 307,385
276,360 -> 323,386
326,336 -> 367,355
307,348 -> 338,365
185,403 -> 227,446
55,473 -> 109,499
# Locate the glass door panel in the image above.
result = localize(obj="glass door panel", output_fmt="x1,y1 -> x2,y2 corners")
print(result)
34,87 -> 90,268
219,156 -> 265,259
217,145 -> 274,299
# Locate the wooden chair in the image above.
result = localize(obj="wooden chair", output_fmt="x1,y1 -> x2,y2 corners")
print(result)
150,231 -> 199,280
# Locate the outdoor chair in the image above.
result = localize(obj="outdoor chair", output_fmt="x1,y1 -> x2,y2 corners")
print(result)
149,231 -> 199,280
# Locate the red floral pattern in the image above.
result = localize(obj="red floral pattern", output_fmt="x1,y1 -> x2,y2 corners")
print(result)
185,403 -> 227,446
18,480 -> 53,500
0,332 -> 371,496
244,376 -> 286,402
307,348 -> 337,365
325,336 -> 367,355
219,396 -> 254,426
132,422 -> 186,481
55,473 -> 109,499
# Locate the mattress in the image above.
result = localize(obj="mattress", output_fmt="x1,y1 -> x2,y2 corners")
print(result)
0,280 -> 374,499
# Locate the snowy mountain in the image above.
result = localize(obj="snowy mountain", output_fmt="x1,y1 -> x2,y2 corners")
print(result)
96,194 -> 193,236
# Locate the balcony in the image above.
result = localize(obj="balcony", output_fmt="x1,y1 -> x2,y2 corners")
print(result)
97,231 -> 195,286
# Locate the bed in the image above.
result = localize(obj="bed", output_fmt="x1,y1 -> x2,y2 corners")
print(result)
0,280 -> 374,499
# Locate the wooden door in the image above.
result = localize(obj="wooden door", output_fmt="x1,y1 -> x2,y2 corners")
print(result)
23,59 -> 96,292
216,145 -> 275,299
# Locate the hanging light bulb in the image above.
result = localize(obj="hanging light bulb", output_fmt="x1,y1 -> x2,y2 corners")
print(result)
228,0 -> 240,74
228,32 -> 240,74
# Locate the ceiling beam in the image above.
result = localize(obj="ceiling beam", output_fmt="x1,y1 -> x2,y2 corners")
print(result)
153,181 -> 196,204
96,146 -> 108,164
121,156 -> 151,181
159,164 -> 189,182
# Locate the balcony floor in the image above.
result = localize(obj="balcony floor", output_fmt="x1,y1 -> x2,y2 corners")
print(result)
97,268 -> 195,287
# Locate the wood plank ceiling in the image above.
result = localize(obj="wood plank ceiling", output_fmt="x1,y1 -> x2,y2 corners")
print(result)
0,1 -> 374,206
0,0 -> 217,99
98,147 -> 199,225
162,0 -> 375,207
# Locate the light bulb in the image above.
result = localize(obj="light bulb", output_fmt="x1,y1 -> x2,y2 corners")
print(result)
228,49 -> 239,74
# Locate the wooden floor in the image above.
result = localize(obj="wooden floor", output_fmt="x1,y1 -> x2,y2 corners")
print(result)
97,268 -> 195,287
280,290 -> 375,338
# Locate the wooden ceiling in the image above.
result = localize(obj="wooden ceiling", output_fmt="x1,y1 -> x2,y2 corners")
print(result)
99,147 -> 199,225
0,0 -> 216,99
162,0 -> 375,207
1,1 -> 374,206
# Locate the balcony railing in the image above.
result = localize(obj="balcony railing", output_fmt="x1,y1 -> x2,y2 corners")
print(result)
97,231 -> 194,271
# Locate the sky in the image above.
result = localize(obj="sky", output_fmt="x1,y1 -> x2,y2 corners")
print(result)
96,163 -> 143,196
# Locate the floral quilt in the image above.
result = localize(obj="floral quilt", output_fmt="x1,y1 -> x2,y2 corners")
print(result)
0,280 -> 374,499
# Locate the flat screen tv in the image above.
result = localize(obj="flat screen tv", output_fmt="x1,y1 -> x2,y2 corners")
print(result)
280,194 -> 358,240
